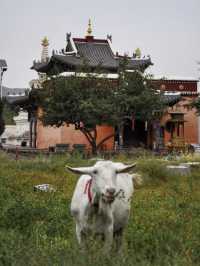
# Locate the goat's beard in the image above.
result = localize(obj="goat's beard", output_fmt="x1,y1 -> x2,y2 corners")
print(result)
91,191 -> 113,216
102,193 -> 115,204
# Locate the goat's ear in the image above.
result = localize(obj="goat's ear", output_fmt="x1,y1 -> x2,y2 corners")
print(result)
116,163 -> 136,173
65,165 -> 94,175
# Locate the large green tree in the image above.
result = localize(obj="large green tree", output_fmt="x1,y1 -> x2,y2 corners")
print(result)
38,63 -> 164,154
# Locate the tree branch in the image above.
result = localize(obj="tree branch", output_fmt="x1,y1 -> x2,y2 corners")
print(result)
97,133 -> 115,149
80,128 -> 95,146
83,128 -> 95,143
94,127 -> 97,141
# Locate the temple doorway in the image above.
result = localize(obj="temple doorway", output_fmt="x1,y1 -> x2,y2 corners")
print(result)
123,119 -> 147,148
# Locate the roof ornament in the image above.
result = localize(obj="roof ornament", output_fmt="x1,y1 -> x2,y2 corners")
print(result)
107,34 -> 112,43
86,19 -> 93,37
41,36 -> 49,47
134,48 -> 141,59
41,37 -> 49,62
66,32 -> 71,42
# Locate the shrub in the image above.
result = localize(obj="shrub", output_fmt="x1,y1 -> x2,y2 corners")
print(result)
136,158 -> 169,181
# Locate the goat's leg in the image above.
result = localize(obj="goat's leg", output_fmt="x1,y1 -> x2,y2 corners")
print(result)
114,228 -> 124,253
103,223 -> 114,252
76,223 -> 87,249
76,223 -> 82,245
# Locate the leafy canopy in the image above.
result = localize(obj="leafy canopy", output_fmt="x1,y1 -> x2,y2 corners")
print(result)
34,64 -> 164,153
39,71 -> 163,129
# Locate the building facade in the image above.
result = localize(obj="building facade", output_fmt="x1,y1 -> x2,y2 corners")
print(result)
0,87 -> 30,146
30,23 -> 199,152
151,77 -> 199,151
31,22 -> 152,151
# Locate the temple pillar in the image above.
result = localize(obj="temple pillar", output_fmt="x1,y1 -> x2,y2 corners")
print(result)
118,126 -> 123,147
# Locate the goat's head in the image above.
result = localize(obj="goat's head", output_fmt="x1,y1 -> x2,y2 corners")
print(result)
66,161 -> 136,204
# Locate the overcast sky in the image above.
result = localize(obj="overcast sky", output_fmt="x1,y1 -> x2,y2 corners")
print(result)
0,0 -> 200,88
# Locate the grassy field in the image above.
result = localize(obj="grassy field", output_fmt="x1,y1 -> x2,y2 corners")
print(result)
0,151 -> 200,266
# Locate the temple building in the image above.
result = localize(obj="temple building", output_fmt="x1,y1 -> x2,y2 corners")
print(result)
1,110 -> 30,146
30,21 -> 199,152
0,87 -> 30,146
151,77 -> 199,151
30,21 -> 153,151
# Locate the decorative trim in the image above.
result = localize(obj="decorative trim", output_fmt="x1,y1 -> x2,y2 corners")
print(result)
67,35 -> 78,55
107,38 -> 116,57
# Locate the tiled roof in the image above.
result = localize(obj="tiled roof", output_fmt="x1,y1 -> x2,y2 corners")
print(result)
6,95 -> 29,105
1,86 -> 29,98
163,94 -> 181,106
74,40 -> 117,69
127,58 -> 152,69
31,36 -> 152,74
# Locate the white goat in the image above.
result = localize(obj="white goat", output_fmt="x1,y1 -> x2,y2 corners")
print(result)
66,160 -> 140,251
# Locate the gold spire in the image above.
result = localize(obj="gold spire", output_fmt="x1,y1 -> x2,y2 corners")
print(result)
86,19 -> 92,37
41,36 -> 49,63
135,48 -> 141,58
41,36 -> 49,47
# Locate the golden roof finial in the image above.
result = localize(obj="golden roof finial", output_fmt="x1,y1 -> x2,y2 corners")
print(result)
86,19 -> 92,37
41,36 -> 49,47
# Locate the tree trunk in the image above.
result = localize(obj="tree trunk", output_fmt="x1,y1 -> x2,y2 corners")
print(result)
91,142 -> 98,155
80,128 -> 114,155
80,127 -> 98,155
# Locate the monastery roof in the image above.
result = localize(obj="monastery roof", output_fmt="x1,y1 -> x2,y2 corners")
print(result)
31,34 -> 152,74
1,86 -> 29,98
6,95 -> 29,105
163,94 -> 182,106
73,38 -> 118,69
1,87 -> 30,105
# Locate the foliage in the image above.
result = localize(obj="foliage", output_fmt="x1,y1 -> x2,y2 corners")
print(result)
136,158 -> 169,181
114,65 -> 164,123
191,96 -> 200,115
38,62 -> 164,154
0,152 -> 200,265
2,100 -> 19,125
134,48 -> 142,59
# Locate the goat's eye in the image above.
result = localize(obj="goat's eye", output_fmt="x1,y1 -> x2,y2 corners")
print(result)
93,170 -> 98,175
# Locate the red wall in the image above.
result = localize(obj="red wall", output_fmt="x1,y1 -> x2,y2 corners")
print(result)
36,122 -> 114,150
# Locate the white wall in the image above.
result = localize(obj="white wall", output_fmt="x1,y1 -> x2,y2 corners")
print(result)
0,111 -> 29,146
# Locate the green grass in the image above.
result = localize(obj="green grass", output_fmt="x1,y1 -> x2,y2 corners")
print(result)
0,151 -> 200,266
